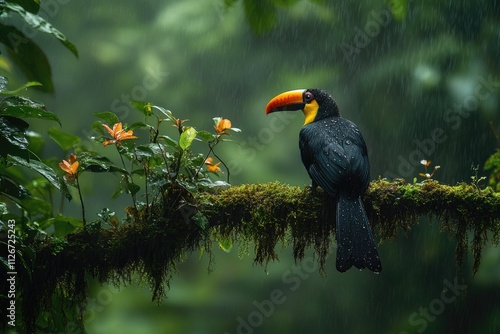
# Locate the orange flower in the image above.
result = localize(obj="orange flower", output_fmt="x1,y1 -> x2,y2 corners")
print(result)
205,157 -> 222,173
102,122 -> 137,146
59,154 -> 79,180
214,118 -> 232,135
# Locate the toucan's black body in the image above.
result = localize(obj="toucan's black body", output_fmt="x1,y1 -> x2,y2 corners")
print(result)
266,89 -> 382,273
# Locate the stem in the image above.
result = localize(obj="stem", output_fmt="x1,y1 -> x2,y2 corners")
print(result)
195,147 -> 214,180
118,147 -> 137,209
156,142 -> 170,172
144,160 -> 149,219
75,175 -> 86,227
195,137 -> 219,180
212,150 -> 230,183
171,148 -> 184,185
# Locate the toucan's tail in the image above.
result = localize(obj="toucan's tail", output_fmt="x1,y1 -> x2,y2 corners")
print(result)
335,194 -> 382,273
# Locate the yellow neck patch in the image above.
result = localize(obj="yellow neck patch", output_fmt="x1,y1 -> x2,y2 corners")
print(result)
303,100 -> 319,125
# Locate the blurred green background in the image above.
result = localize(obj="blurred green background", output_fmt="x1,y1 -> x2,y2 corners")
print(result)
5,0 -> 500,333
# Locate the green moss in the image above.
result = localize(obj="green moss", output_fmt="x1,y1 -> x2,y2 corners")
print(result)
17,180 -> 500,332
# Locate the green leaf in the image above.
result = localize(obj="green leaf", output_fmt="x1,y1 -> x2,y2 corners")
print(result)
134,144 -> 155,159
90,120 -> 106,136
78,152 -> 127,174
112,178 -> 140,198
20,196 -> 52,217
0,96 -> 60,125
217,236 -> 233,253
0,81 -> 42,95
126,121 -> 149,131
26,130 -> 44,154
197,130 -> 216,142
0,116 -> 29,157
93,112 -> 119,126
198,179 -> 230,190
9,0 -> 40,13
152,105 -> 174,121
8,155 -> 64,193
131,100 -> 152,116
0,24 -> 54,92
126,182 -> 140,196
177,179 -> 198,194
41,215 -> 83,231
0,175 -> 30,199
192,211 -> 209,230
5,3 -> 78,57
48,126 -> 81,151
158,135 -> 178,148
179,126 -> 197,150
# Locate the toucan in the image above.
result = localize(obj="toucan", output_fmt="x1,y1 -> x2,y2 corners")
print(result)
265,89 -> 382,273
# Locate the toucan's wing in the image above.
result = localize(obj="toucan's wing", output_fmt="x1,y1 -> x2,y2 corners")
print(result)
300,119 -> 370,197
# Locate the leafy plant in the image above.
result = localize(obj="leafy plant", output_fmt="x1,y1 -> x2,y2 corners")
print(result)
71,101 -> 242,227
0,77 -> 68,231
0,0 -> 78,92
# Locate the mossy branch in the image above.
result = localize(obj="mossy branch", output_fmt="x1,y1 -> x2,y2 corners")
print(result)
14,179 -> 500,331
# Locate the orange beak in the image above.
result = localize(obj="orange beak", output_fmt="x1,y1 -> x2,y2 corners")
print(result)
265,89 -> 306,115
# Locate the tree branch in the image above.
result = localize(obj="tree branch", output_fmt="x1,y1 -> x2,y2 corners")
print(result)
13,179 -> 500,331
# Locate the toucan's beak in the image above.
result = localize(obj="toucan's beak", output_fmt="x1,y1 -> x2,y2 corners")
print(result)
265,89 -> 306,115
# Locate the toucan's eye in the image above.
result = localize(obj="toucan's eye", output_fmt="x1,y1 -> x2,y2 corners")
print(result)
304,91 -> 314,103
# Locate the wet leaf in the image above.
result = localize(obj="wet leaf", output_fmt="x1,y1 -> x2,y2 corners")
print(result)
158,135 -> 178,148
9,155 -> 64,194
0,24 -> 54,92
8,0 -> 40,14
78,153 -> 127,174
135,145 -> 155,159
5,3 -> 78,57
93,112 -> 119,126
0,96 -> 60,125
112,177 -> 140,198
126,122 -> 149,131
0,81 -> 42,95
0,116 -> 29,157
0,176 -> 30,199
197,130 -> 216,142
131,100 -> 152,116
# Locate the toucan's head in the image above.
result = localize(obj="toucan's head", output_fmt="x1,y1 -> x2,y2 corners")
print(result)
265,89 -> 340,125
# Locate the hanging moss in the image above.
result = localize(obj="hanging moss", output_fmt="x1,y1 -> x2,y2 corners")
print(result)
14,179 -> 500,332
